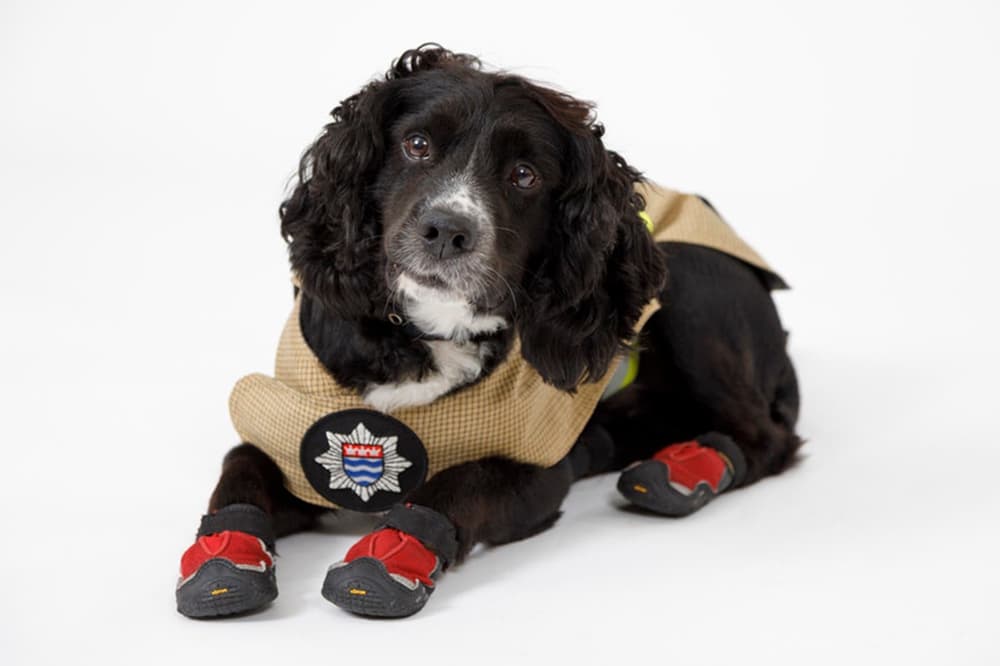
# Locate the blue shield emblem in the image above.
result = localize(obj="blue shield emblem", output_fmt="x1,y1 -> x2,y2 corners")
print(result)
307,412 -> 427,511
341,443 -> 384,487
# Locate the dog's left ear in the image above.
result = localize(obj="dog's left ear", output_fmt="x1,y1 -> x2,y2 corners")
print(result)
519,114 -> 667,391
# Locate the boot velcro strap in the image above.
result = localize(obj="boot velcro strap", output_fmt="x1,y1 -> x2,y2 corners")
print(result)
198,503 -> 276,552
696,432 -> 748,488
379,504 -> 458,566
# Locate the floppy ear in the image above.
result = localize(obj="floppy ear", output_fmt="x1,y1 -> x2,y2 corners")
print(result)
279,81 -> 392,318
519,117 -> 667,391
280,45 -> 483,318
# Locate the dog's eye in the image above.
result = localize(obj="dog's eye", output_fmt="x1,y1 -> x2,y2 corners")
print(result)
510,164 -> 539,190
403,134 -> 431,160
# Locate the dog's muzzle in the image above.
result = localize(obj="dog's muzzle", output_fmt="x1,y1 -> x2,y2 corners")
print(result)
416,209 -> 479,260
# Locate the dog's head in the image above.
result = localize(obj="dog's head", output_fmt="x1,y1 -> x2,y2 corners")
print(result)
281,45 -> 666,391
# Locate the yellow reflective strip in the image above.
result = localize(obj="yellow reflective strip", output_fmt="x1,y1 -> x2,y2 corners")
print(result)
620,351 -> 640,391
638,210 -> 654,233
210,588 -> 229,596
349,588 -> 368,596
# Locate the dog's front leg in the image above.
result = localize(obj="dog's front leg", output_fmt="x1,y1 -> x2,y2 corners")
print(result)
321,456 -> 574,618
175,443 -> 327,618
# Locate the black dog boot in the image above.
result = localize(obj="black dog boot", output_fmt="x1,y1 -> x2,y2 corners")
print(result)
618,433 -> 746,516
176,504 -> 278,618
322,504 -> 457,618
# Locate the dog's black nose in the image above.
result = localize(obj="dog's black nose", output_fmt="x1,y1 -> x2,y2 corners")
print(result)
417,212 -> 478,259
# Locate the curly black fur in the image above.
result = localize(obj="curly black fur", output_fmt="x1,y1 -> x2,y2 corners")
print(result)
279,44 -> 665,391
514,104 -> 667,390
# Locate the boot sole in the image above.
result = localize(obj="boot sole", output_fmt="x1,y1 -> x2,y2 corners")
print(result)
322,557 -> 431,618
617,460 -> 716,516
176,559 -> 277,618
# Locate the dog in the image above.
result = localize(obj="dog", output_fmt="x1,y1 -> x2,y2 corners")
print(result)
176,45 -> 801,619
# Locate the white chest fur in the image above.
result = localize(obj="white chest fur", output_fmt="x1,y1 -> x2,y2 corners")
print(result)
394,274 -> 506,341
363,339 -> 486,412
361,275 -> 508,412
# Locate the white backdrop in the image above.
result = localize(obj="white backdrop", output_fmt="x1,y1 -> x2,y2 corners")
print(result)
2,1 -> 998,664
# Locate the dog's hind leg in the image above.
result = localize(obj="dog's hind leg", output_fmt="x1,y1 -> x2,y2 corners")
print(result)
321,457 -> 573,618
585,243 -> 803,515
175,443 -> 326,618
584,355 -> 801,517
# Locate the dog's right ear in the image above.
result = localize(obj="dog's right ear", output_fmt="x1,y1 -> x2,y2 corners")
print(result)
280,45 -> 477,318
279,80 -> 396,318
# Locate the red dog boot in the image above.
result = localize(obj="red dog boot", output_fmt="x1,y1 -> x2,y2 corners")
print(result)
176,504 -> 278,618
322,504 -> 458,618
617,433 -> 747,516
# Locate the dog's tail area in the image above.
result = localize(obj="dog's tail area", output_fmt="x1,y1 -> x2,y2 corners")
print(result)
763,336 -> 804,478
771,332 -> 800,430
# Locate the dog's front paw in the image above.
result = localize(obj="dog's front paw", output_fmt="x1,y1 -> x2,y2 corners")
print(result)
176,504 -> 278,618
322,504 -> 457,618
322,528 -> 440,618
175,530 -> 277,618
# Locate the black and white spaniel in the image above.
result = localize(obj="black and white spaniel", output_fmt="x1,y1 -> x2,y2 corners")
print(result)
176,45 -> 801,619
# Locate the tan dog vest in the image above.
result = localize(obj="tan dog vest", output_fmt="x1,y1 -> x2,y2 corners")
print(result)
229,182 -> 781,510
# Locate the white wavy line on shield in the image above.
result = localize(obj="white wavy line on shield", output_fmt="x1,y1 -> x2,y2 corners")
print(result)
343,462 -> 384,472
346,475 -> 381,483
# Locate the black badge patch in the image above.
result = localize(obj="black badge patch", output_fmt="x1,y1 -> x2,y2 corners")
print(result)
300,409 -> 428,512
